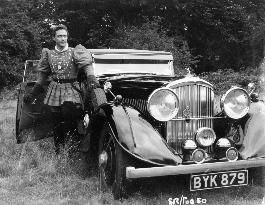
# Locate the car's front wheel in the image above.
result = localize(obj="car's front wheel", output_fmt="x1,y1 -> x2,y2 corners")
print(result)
98,123 -> 131,199
249,166 -> 265,187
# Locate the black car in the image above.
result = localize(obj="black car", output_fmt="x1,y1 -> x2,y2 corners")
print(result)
16,49 -> 265,199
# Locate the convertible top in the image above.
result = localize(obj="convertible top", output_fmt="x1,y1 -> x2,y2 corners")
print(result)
87,49 -> 172,55
88,49 -> 173,61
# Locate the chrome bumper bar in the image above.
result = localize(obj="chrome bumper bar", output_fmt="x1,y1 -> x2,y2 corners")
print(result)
126,157 -> 265,179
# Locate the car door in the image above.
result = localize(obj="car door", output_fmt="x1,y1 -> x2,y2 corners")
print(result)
16,60 -> 54,143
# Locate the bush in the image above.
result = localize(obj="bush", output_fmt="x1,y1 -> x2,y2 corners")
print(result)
199,67 -> 260,95
0,63 -> 24,90
109,18 -> 198,75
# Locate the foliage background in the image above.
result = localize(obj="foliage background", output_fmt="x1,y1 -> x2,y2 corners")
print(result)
0,0 -> 265,92
1,1 -> 265,204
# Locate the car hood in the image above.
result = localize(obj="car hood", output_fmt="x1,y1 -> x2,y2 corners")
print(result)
98,74 -> 184,99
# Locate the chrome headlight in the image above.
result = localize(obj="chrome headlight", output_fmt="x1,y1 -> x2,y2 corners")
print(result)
195,127 -> 216,147
147,88 -> 179,121
221,87 -> 250,119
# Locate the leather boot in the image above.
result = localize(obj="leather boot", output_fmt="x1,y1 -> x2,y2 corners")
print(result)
79,132 -> 91,152
52,111 -> 65,154
54,122 -> 65,154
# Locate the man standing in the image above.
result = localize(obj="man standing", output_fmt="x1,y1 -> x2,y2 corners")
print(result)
23,24 -> 104,153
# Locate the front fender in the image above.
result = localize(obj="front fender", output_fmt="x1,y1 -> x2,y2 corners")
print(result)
99,104 -> 182,165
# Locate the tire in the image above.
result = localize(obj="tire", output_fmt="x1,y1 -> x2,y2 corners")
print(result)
249,166 -> 265,187
112,145 -> 132,199
98,123 -> 131,199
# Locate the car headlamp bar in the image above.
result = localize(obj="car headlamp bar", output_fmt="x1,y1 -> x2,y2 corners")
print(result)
147,88 -> 179,121
221,87 -> 250,119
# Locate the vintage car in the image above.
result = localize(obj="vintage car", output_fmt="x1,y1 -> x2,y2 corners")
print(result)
16,49 -> 265,199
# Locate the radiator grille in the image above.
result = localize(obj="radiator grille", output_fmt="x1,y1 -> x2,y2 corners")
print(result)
174,83 -> 214,119
122,82 -> 214,154
123,98 -> 148,116
167,83 -> 214,153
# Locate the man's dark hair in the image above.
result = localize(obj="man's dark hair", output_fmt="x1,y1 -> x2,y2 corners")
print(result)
52,24 -> 68,36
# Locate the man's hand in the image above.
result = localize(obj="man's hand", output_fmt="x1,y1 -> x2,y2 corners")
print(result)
23,93 -> 35,104
86,75 -> 100,89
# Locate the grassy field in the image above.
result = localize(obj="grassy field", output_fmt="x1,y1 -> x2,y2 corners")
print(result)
0,89 -> 265,205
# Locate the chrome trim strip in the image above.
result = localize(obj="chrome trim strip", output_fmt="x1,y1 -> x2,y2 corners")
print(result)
167,83 -> 215,153
166,76 -> 213,88
126,157 -> 265,179
171,117 -> 224,121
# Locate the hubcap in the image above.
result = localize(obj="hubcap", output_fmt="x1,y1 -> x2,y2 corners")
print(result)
99,134 -> 116,187
99,150 -> 108,168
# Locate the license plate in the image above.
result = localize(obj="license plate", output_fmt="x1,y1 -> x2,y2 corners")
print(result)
190,170 -> 248,191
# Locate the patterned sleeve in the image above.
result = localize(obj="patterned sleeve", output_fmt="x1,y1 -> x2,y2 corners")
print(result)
36,48 -> 51,75
73,44 -> 94,74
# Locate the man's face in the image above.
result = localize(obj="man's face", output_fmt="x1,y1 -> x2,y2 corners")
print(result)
54,29 -> 68,49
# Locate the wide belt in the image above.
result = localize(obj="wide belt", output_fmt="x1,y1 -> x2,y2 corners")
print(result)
52,77 -> 77,83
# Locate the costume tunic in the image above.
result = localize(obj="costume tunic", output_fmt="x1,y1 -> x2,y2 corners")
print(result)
37,44 -> 93,106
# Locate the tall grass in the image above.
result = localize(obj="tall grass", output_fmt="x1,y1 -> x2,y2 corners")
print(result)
0,94 -> 102,204
0,89 -> 264,205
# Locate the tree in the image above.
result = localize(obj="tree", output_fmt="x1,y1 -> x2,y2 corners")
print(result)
109,18 -> 197,73
0,0 -> 52,88
1,0 -> 265,89
49,0 -> 265,73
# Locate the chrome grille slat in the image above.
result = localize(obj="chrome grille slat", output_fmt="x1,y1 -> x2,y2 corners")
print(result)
167,83 -> 214,154
123,98 -> 148,115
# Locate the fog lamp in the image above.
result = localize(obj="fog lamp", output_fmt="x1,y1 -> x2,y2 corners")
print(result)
215,138 -> 233,160
195,127 -> 216,147
216,138 -> 231,148
183,139 -> 197,150
182,140 -> 197,162
191,149 -> 206,164
226,147 -> 238,162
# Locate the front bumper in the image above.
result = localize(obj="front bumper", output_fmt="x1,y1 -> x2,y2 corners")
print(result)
126,157 -> 265,179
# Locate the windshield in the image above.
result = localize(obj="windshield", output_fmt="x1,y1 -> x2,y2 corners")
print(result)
93,58 -> 174,76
